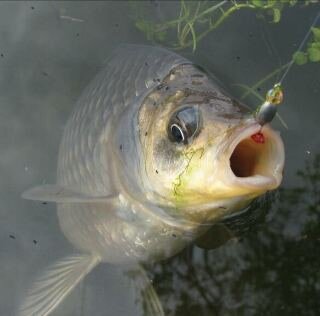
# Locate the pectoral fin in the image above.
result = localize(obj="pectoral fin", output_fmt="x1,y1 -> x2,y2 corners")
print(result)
22,184 -> 118,204
127,265 -> 164,316
19,254 -> 100,316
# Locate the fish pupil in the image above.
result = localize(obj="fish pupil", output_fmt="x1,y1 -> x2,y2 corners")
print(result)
168,106 -> 201,144
171,124 -> 185,143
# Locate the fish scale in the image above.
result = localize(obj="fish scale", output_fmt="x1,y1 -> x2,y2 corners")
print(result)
58,46 -> 187,192
56,45 -> 190,262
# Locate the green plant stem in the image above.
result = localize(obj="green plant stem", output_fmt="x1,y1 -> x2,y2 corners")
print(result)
195,0 -> 228,21
234,83 -> 264,101
188,22 -> 197,52
176,3 -> 256,50
178,2 -> 202,49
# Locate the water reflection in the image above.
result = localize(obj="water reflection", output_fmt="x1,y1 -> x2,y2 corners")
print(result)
146,153 -> 320,316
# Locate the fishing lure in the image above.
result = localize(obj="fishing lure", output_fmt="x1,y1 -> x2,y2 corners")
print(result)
252,83 -> 283,144
255,83 -> 283,126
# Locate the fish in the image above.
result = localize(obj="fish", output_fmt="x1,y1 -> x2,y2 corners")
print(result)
20,44 -> 285,316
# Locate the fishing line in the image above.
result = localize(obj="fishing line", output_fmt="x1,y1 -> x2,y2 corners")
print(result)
255,10 -> 320,128
260,17 -> 283,81
279,10 -> 320,84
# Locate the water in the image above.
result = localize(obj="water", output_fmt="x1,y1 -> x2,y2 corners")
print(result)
0,1 -> 319,315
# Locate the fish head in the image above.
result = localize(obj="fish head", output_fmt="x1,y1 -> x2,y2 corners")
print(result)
135,64 -> 284,223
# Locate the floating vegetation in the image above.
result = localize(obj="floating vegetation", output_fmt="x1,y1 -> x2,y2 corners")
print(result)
293,27 -> 320,64
132,0 -> 318,52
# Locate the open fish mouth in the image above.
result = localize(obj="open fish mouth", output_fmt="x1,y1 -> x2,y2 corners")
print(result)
228,124 -> 285,190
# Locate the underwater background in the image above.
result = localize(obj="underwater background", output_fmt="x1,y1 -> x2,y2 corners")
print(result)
0,1 -> 319,315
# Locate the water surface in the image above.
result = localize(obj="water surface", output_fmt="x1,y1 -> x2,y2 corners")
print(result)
0,1 -> 319,315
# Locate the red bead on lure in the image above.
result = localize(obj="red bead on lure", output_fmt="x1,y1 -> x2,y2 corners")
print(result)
251,132 -> 265,144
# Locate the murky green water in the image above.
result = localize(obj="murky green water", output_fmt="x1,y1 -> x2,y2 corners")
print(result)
0,1 -> 319,315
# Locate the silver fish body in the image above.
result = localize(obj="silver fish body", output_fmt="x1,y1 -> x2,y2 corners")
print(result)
55,45 -> 284,264
57,45 -> 196,263
20,45 -> 284,316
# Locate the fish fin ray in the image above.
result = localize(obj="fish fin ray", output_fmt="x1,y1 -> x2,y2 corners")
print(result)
22,184 -> 118,204
19,254 -> 100,316
128,265 -> 164,316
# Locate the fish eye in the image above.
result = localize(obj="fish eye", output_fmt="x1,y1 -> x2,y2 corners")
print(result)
170,124 -> 185,143
168,106 -> 201,144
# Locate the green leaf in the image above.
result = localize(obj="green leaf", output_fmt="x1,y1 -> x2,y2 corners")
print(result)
135,19 -> 153,33
311,27 -> 320,42
272,8 -> 281,23
155,31 -> 167,42
293,51 -> 308,65
251,0 -> 263,7
311,42 -> 320,49
289,0 -> 298,6
270,0 -> 281,5
307,47 -> 320,62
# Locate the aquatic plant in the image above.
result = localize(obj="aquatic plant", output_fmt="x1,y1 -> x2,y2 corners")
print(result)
293,27 -> 320,64
132,0 -> 317,52
231,24 -> 319,130
133,1 -> 319,128
239,26 -> 320,103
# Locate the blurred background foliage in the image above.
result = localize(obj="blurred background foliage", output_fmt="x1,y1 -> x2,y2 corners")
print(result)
145,153 -> 320,316
131,0 -> 319,52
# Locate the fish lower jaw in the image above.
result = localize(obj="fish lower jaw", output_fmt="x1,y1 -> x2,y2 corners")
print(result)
230,174 -> 279,191
227,123 -> 285,192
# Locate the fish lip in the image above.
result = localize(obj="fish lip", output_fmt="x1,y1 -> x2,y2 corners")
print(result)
227,123 -> 285,190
